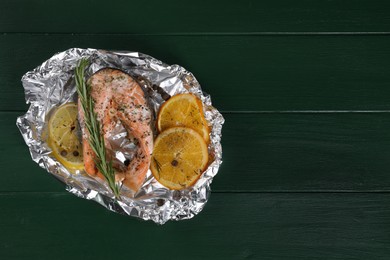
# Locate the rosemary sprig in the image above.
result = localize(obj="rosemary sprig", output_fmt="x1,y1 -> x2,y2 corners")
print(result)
75,59 -> 120,198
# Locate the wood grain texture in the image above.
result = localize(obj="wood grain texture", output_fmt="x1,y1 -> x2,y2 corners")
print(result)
2,34 -> 390,112
8,112 -> 390,192
1,192 -> 390,259
1,0 -> 390,33
2,0 -> 390,258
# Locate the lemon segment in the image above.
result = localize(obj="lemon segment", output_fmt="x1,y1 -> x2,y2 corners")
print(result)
157,93 -> 210,143
151,127 -> 208,190
48,139 -> 84,171
47,102 -> 84,171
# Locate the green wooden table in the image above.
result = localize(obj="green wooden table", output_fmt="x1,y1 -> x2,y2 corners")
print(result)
2,1 -> 390,259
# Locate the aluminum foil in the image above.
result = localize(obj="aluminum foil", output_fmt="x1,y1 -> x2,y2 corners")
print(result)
16,48 -> 224,224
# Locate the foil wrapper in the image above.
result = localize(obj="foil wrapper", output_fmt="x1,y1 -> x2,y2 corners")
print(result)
16,48 -> 224,224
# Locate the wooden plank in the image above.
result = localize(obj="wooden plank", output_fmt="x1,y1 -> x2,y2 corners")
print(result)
2,34 -> 390,112
1,192 -> 389,259
1,0 -> 390,33
221,112 -> 390,192
5,112 -> 64,192
8,112 -> 390,192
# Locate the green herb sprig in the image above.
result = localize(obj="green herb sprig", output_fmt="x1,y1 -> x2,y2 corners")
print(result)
75,59 -> 120,198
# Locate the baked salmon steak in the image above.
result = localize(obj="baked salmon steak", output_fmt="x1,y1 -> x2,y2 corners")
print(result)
78,68 -> 153,192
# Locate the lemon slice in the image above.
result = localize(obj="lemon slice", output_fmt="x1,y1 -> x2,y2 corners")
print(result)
151,127 -> 209,190
157,93 -> 210,143
48,103 -> 83,171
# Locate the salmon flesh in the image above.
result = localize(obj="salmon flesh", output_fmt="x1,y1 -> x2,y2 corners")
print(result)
78,68 -> 153,192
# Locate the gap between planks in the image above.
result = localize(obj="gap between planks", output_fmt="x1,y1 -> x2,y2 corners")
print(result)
222,110 -> 390,114
1,32 -> 390,36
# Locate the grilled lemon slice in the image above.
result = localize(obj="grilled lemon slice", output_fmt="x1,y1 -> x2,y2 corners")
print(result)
48,102 -> 83,171
151,127 -> 208,190
157,93 -> 210,143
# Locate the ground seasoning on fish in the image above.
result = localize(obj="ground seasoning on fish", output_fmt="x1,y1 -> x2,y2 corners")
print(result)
78,68 -> 153,192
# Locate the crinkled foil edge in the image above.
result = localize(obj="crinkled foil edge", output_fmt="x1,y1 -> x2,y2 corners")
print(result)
16,48 -> 224,224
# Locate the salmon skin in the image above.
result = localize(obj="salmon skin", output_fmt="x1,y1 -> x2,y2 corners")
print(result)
78,68 -> 153,192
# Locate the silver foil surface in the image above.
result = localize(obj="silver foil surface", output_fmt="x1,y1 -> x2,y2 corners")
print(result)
16,48 -> 224,224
